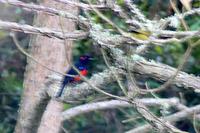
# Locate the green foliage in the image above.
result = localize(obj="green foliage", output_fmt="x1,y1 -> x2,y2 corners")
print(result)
189,16 -> 200,30
146,80 -> 161,88
0,73 -> 22,133
0,31 -> 7,39
117,0 -> 125,7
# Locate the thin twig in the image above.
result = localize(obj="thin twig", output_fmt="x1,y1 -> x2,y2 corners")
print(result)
100,47 -> 128,96
193,112 -> 200,133
126,104 -> 200,133
142,0 -> 195,93
58,16 -> 126,101
10,32 -> 75,77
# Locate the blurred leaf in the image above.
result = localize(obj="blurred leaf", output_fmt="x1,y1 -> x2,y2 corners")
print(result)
154,46 -> 163,55
190,17 -> 200,30
192,0 -> 200,8
117,0 -> 125,6
0,31 -> 7,39
15,8 -> 22,14
146,80 -> 161,88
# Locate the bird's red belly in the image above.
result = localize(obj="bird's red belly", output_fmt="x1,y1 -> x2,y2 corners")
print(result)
73,69 -> 88,82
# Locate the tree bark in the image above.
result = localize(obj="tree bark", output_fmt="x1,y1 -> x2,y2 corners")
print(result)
14,0 -> 78,133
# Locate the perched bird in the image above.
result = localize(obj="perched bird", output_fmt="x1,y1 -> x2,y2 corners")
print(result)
129,29 -> 151,40
56,55 -> 92,97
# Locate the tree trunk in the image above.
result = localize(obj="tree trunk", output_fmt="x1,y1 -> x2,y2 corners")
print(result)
14,1 -> 78,133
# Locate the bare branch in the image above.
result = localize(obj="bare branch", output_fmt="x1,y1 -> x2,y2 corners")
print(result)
0,20 -> 88,39
54,0 -> 106,10
124,0 -> 151,25
90,24 -> 200,46
46,54 -> 200,101
126,104 -> 200,133
111,48 -> 200,92
46,68 -> 124,101
0,0 -> 79,20
153,30 -> 200,38
62,98 -> 181,120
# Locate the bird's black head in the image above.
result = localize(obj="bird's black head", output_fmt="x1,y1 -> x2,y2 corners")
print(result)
79,55 -> 93,65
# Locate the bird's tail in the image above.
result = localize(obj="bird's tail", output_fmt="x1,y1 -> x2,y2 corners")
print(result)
56,83 -> 66,98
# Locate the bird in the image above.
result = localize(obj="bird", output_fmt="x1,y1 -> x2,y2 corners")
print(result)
56,55 -> 92,97
128,28 -> 151,40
